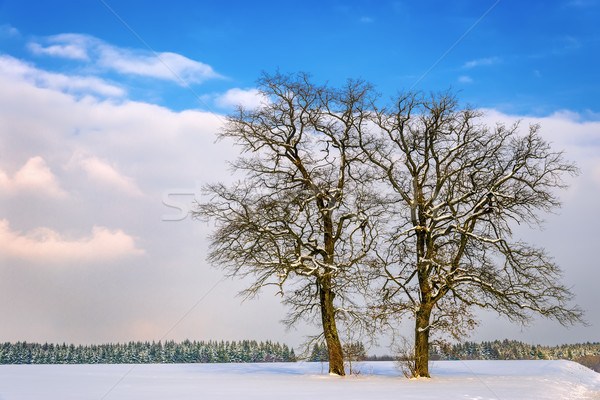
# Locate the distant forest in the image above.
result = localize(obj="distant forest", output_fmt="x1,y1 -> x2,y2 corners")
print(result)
311,340 -> 600,372
0,340 -> 295,365
434,339 -> 600,373
1,339 -> 599,372
433,339 -> 600,362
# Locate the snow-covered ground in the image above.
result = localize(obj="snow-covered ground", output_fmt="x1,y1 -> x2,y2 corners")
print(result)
0,360 -> 598,399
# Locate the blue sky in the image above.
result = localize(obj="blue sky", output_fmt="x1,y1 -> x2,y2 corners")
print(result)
0,1 -> 599,349
2,0 -> 599,115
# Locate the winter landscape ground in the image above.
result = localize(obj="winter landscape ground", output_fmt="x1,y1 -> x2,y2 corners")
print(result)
0,360 -> 598,400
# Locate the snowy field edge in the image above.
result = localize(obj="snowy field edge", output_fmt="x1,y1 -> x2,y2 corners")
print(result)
0,360 -> 599,400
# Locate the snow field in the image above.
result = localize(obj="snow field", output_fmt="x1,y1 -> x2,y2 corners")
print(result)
0,360 -> 598,399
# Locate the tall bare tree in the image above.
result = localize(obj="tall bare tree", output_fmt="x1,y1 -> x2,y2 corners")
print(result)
195,72 -> 378,375
361,91 -> 584,377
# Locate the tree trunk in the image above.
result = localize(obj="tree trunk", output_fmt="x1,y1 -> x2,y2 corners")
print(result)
414,303 -> 432,377
319,275 -> 345,376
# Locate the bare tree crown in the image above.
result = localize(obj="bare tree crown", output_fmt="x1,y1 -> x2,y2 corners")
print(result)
195,75 -> 583,377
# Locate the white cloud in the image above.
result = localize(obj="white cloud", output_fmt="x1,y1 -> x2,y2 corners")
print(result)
479,108 -> 600,202
215,88 -> 267,109
0,55 -> 125,97
28,33 -> 92,61
98,47 -> 221,84
28,33 -> 222,84
69,153 -> 144,196
481,108 -> 600,150
28,42 -> 88,60
28,42 -> 89,61
0,24 -> 20,38
458,75 -> 473,83
0,156 -> 66,198
463,56 -> 501,69
0,219 -> 144,264
0,63 -> 229,183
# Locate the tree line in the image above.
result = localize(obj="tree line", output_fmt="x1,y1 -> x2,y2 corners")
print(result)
433,339 -> 600,362
2,339 -> 597,372
195,71 -> 583,377
0,340 -> 295,365
306,339 -> 600,362
309,339 -> 600,372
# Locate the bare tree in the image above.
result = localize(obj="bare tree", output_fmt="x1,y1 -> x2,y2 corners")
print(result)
194,72 -> 379,375
361,91 -> 584,377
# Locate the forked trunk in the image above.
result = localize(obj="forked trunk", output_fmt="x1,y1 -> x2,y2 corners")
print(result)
414,304 -> 432,378
319,275 -> 345,376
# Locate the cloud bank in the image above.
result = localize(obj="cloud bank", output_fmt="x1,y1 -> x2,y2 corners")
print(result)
0,36 -> 598,347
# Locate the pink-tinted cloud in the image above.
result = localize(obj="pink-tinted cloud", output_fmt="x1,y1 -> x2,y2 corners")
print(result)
0,156 -> 67,198
69,153 -> 144,197
0,219 -> 144,264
